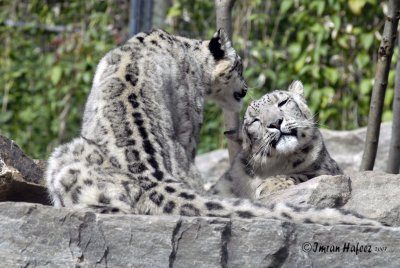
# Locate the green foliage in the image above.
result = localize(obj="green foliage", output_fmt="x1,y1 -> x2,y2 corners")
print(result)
0,0 -> 127,158
166,0 -> 215,38
0,0 -> 396,158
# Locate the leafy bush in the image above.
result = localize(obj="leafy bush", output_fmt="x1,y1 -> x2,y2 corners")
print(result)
0,0 -> 128,158
0,0 -> 396,158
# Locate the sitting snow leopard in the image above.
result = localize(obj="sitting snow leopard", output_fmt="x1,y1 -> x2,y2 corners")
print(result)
212,80 -> 343,200
46,29 -> 381,226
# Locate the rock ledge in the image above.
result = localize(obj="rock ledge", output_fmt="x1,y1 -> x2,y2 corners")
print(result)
0,202 -> 399,267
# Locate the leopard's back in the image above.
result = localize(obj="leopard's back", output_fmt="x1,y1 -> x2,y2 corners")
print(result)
81,30 -> 208,186
46,29 -> 253,215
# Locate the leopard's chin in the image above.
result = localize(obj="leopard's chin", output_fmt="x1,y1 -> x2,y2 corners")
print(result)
271,130 -> 299,154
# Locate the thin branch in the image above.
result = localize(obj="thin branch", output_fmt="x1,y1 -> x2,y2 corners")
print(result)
215,0 -> 241,164
387,31 -> 400,173
360,1 -> 400,171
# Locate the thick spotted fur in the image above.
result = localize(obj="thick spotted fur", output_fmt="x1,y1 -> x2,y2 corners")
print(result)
213,80 -> 344,200
46,30 -> 381,226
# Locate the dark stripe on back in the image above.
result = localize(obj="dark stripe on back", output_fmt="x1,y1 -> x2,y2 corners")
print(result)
163,201 -> 175,213
180,203 -> 200,216
205,202 -> 224,210
179,192 -> 196,200
149,191 -> 164,206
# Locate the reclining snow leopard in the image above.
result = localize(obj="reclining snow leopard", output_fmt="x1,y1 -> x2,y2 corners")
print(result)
46,29 -> 382,226
212,80 -> 344,200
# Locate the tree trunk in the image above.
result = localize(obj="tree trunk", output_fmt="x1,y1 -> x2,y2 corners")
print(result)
214,0 -> 240,164
387,31 -> 400,174
129,0 -> 154,37
360,0 -> 400,171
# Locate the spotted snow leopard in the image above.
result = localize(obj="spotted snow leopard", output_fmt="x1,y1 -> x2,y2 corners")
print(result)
212,80 -> 344,199
46,29 -> 381,226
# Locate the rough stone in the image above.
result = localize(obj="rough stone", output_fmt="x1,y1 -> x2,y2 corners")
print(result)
196,149 -> 229,189
322,122 -> 392,173
0,135 -> 49,205
0,134 -> 45,184
257,171 -> 400,227
0,202 -> 399,267
258,174 -> 352,209
343,171 -> 400,226
0,161 -> 49,205
0,173 -> 49,205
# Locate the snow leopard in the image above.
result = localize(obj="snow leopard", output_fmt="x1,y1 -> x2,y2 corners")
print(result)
46,29 -> 381,226
212,80 -> 344,200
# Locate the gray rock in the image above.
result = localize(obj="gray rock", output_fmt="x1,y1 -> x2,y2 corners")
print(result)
0,135 -> 49,205
0,202 -> 399,267
195,149 -> 229,187
258,171 -> 400,227
258,174 -> 352,209
0,157 -> 49,205
195,123 -> 394,181
0,134 -> 45,184
322,122 -> 392,173
343,171 -> 400,226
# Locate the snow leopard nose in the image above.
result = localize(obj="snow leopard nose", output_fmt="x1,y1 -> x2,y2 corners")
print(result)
268,118 -> 283,130
233,88 -> 247,101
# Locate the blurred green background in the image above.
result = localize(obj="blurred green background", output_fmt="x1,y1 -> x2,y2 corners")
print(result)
0,0 -> 396,159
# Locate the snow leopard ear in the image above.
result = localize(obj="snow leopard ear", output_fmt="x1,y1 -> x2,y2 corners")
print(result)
209,28 -> 236,61
288,80 -> 304,97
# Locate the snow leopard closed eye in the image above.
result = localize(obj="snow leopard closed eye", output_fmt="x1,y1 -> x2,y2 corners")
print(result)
214,80 -> 343,200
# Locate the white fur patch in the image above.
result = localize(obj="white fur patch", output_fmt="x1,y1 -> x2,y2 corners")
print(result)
275,135 -> 298,153
93,56 -> 108,87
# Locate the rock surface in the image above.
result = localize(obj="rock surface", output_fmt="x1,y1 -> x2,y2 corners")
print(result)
323,122 -> 393,173
258,171 -> 400,227
195,122 -> 394,184
0,202 -> 399,268
0,157 -> 49,205
0,135 -> 49,205
0,134 -> 45,184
